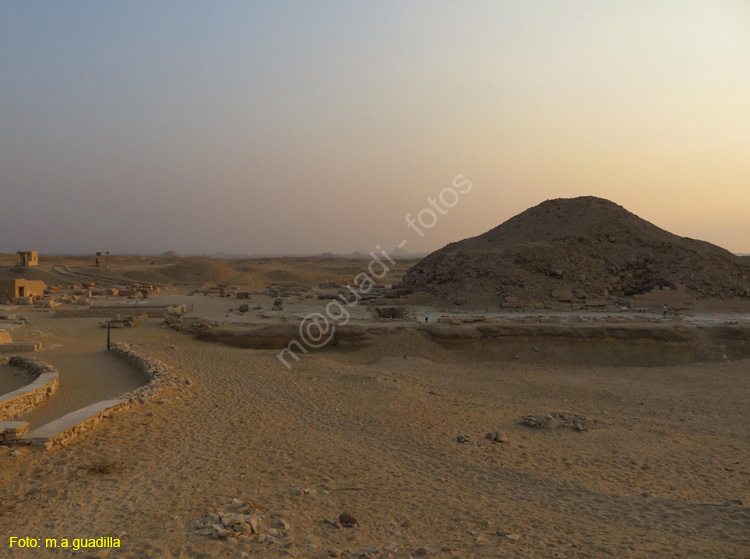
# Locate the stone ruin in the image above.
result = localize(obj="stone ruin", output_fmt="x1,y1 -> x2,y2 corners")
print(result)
16,251 -> 38,267
372,306 -> 407,319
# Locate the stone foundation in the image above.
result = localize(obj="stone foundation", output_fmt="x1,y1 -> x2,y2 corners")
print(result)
0,357 -> 59,420
23,343 -> 187,450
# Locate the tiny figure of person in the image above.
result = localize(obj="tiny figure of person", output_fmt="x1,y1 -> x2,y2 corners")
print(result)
662,304 -> 667,319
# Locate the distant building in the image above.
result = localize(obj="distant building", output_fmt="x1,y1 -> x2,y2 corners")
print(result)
0,279 -> 47,304
16,251 -> 39,267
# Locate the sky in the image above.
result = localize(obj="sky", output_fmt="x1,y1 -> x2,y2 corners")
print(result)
1,0 -> 748,255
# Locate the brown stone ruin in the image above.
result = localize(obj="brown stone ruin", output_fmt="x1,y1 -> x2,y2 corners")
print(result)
16,251 -> 38,267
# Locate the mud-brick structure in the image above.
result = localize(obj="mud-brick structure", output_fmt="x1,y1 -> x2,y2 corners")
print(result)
0,279 -> 47,304
16,251 -> 39,267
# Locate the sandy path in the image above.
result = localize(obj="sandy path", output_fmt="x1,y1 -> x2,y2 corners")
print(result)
0,320 -> 748,558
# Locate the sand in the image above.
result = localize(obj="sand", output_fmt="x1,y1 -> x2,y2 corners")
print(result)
1,315 -> 749,558
0,255 -> 748,558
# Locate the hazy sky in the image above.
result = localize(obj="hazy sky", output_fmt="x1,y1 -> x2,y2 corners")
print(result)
2,1 -> 748,255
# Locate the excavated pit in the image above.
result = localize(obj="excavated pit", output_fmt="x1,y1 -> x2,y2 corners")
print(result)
191,322 -> 750,368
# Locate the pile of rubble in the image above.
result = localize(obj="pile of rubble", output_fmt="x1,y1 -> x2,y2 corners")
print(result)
99,314 -> 148,329
192,499 -> 292,546
401,196 -> 750,306
520,412 -> 605,432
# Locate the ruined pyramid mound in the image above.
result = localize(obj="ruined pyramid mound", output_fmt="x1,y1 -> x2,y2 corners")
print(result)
400,196 -> 750,306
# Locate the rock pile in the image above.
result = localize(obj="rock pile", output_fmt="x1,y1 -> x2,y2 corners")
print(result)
99,314 -> 148,328
8,355 -> 57,377
192,499 -> 293,546
520,412 -> 604,432
401,196 -> 750,306
163,313 -> 216,333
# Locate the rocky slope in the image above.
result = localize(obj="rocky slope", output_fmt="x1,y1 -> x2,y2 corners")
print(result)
401,197 -> 750,306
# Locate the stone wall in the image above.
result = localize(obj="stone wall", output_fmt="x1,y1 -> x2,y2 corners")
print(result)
52,304 -> 189,319
0,342 -> 42,353
24,344 -> 187,450
28,398 -> 131,450
0,357 -> 59,420
111,342 -> 185,403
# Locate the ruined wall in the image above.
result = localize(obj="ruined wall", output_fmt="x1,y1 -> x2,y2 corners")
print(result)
16,251 -> 39,267
111,342 -> 184,402
0,357 -> 59,420
0,279 -> 47,302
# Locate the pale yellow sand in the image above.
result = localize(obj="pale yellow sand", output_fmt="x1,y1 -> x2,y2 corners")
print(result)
1,315 -> 748,558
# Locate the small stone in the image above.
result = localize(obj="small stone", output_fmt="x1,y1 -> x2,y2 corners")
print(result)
414,547 -> 430,556
328,549 -> 343,557
233,522 -> 253,535
401,519 -> 412,528
221,514 -> 238,528
247,515 -> 260,533
9,450 -> 20,457
338,512 -> 359,527
504,533 -> 521,542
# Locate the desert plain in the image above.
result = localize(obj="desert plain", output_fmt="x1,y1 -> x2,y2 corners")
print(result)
0,252 -> 748,559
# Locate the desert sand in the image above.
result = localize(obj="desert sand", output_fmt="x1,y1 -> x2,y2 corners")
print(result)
0,254 -> 748,559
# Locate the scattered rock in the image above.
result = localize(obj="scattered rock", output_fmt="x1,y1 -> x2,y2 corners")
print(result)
485,431 -> 509,443
338,512 -> 359,527
505,534 -> 521,542
194,500 -> 264,542
520,412 -> 604,431
497,529 -> 521,541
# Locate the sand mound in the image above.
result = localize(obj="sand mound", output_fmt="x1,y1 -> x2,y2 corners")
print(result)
0,265 -> 71,286
401,196 -> 750,305
159,259 -> 236,282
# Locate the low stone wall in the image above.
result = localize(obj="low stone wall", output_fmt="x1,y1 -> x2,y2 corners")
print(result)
24,344 -> 186,450
52,304 -> 189,319
110,342 -> 181,403
0,357 -> 59,420
0,342 -> 42,353
0,421 -> 29,443
26,399 -> 130,450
